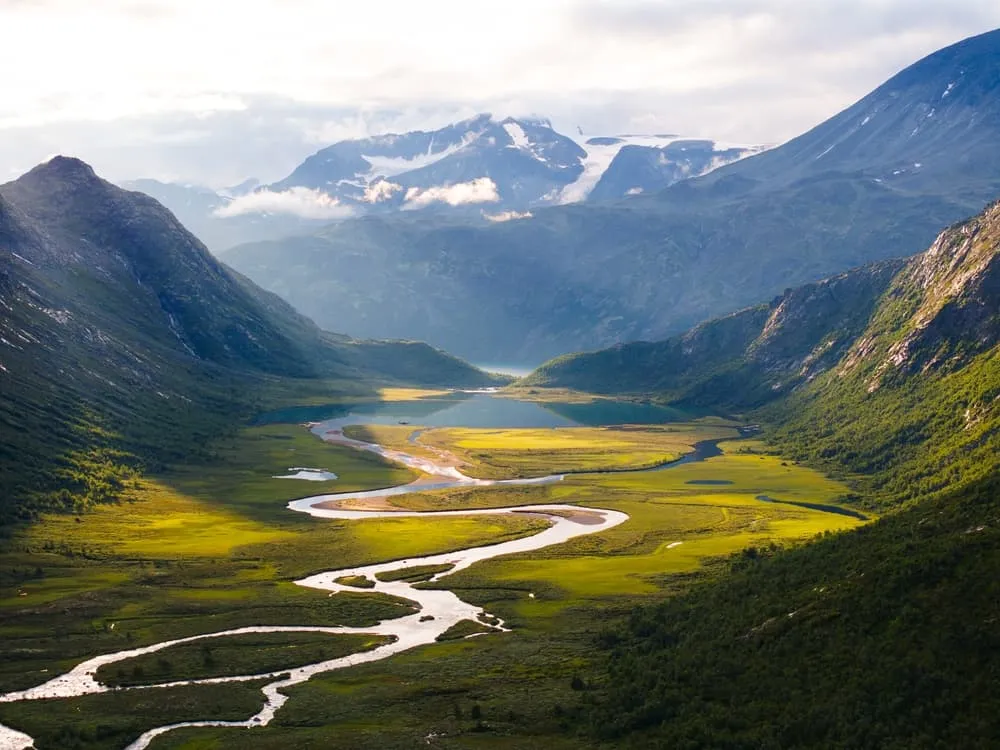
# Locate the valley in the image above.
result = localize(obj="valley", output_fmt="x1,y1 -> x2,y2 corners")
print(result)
0,390 -> 863,749
2,15 -> 1000,750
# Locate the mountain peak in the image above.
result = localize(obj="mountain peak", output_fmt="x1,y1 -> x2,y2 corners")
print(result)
24,155 -> 99,184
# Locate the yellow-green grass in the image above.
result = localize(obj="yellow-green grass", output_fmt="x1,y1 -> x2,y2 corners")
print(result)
415,423 -> 739,479
164,423 -> 417,523
335,575 -> 376,589
95,631 -> 393,687
0,426 -> 551,695
342,424 -> 445,465
423,445 -> 867,618
497,386 -> 607,403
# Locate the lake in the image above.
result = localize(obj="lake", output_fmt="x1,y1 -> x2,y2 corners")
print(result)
256,392 -> 694,429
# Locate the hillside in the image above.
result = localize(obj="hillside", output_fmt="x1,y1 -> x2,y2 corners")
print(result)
568,200 -> 1000,750
225,29 -> 1000,363
524,258 -> 905,405
0,157 -> 497,523
532,199 -> 1000,501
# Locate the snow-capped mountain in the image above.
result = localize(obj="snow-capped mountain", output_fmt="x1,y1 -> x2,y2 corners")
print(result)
265,113 -> 587,211
579,137 -> 769,202
123,115 -> 767,250
266,116 -> 767,211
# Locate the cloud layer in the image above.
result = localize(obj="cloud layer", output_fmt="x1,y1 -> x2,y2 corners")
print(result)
214,187 -> 354,219
1,1 -> 998,184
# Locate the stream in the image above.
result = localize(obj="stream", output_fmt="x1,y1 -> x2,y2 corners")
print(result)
0,420 -> 651,750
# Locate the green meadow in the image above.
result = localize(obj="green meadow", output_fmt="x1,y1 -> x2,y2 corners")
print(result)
0,391 -> 870,748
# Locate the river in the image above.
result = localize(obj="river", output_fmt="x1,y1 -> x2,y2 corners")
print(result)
0,419 -> 648,750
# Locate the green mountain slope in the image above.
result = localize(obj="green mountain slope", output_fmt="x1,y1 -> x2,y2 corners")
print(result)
224,30 -> 1000,363
0,157 -> 496,523
558,204 -> 1000,746
524,259 -> 905,406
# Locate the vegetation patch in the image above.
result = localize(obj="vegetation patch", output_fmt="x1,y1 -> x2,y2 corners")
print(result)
375,563 -> 455,583
95,631 -> 393,687
334,575 -> 376,589
435,619 -> 498,641
0,679 -> 270,750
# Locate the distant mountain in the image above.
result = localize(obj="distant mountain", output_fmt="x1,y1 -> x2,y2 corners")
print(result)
0,157 -> 497,522
581,137 -> 766,202
268,114 -> 585,210
225,29 -> 1000,363
123,119 -> 763,251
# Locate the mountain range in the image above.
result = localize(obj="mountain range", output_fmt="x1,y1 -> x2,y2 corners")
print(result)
124,118 -> 763,251
0,157 -> 496,522
223,29 -> 1000,364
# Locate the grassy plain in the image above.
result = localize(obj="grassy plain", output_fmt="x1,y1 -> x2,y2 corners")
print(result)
0,396 -> 870,749
0,421 -> 552,745
347,421 -> 739,479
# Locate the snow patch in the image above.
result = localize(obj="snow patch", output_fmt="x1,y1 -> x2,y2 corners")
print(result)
503,121 -> 529,149
362,135 -> 474,179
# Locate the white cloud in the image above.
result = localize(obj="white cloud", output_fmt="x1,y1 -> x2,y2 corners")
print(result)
483,209 -> 534,222
213,187 -> 354,219
403,178 -> 500,209
1,2 -> 998,184
363,180 -> 403,203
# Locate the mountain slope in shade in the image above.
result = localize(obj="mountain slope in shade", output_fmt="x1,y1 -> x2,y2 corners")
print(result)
226,30 -> 1000,363
523,259 -> 905,404
0,157 -> 497,522
584,138 -> 767,202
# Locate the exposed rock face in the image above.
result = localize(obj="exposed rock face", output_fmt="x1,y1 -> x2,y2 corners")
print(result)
840,200 -> 1000,389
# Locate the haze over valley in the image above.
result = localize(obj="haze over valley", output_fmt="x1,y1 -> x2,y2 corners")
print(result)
1,4 -> 1000,749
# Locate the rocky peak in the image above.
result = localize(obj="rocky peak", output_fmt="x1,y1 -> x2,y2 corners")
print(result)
841,200 -> 1000,389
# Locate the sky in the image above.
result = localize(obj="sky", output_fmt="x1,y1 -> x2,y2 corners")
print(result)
1,0 -> 999,186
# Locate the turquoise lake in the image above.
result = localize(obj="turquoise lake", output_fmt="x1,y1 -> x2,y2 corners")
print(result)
256,392 -> 694,429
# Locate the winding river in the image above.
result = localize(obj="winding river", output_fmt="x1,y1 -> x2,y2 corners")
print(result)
0,418 -> 649,750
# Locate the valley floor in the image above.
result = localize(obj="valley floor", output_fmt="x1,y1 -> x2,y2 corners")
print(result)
0,390 -> 866,749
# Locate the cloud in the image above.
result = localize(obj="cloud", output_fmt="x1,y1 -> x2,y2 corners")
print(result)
483,209 -> 533,222
403,177 -> 500,209
1,2 -> 998,184
213,187 -> 354,219
363,179 -> 403,203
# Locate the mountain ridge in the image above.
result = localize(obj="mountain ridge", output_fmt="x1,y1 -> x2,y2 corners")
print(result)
224,29 -> 1000,362
0,156 -> 498,523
